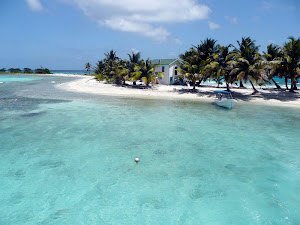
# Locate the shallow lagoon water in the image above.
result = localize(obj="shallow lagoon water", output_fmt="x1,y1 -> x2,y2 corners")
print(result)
0,75 -> 43,82
0,76 -> 300,224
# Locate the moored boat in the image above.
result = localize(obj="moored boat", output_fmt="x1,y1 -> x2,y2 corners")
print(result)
214,91 -> 237,109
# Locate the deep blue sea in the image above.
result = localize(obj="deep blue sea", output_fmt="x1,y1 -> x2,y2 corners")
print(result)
0,75 -> 299,224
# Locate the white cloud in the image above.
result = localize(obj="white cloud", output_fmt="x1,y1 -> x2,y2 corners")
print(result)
104,18 -> 170,41
25,0 -> 43,11
225,16 -> 238,24
65,0 -> 211,40
175,38 -> 183,45
208,21 -> 220,30
261,1 -> 272,10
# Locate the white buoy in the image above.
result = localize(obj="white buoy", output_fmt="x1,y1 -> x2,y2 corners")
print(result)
135,158 -> 140,163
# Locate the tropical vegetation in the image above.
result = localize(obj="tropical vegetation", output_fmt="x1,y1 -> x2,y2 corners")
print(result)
85,62 -> 91,75
0,67 -> 51,74
177,37 -> 300,93
94,50 -> 163,86
91,36 -> 299,92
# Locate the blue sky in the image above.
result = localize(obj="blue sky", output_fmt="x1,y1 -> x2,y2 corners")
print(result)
0,0 -> 299,70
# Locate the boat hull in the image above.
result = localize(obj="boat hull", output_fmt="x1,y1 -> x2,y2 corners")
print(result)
214,98 -> 237,109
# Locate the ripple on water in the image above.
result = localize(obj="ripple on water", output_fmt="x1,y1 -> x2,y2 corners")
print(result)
6,169 -> 26,179
20,111 -> 46,118
36,160 -> 65,169
189,186 -> 226,200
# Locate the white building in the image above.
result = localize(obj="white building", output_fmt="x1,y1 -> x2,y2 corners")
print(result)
151,59 -> 183,85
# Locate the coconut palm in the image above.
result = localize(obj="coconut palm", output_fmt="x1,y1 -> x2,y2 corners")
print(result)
279,37 -> 300,91
205,45 -> 234,91
94,61 -> 107,80
127,51 -> 142,84
193,38 -> 220,61
178,48 -> 202,90
230,37 -> 264,93
114,60 -> 130,85
128,52 -> 141,65
193,38 -> 220,84
262,44 -> 282,89
85,62 -> 91,74
133,59 -> 164,87
104,50 -> 119,62
94,50 -> 120,82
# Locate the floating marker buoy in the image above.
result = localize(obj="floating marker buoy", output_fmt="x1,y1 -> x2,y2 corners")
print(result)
135,158 -> 140,163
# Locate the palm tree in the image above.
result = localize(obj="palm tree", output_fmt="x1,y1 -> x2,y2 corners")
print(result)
193,38 -> 220,84
279,37 -> 300,92
104,50 -> 119,62
94,50 -> 120,83
193,38 -> 220,61
262,44 -> 282,89
94,61 -> 107,80
114,59 -> 129,85
128,52 -> 141,65
178,48 -> 202,90
230,37 -> 264,93
205,45 -> 234,91
133,59 -> 164,87
85,62 -> 91,74
127,52 -> 142,84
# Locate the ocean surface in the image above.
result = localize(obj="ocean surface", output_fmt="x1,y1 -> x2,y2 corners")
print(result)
0,75 -> 299,225
51,70 -> 87,75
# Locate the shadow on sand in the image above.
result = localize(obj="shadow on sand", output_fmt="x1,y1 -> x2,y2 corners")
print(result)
175,86 -> 300,102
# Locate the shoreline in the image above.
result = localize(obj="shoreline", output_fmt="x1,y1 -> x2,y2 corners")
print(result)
56,76 -> 300,108
2,73 -> 299,107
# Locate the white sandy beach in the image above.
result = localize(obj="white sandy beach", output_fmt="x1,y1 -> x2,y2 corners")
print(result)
56,76 -> 300,108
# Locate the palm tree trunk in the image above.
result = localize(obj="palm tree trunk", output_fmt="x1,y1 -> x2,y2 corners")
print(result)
198,78 -> 202,86
226,83 -> 230,92
193,81 -> 196,90
249,80 -> 258,94
290,77 -> 295,92
285,77 -> 289,90
239,80 -> 245,88
272,78 -> 281,89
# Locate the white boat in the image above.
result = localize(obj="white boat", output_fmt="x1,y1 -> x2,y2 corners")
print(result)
214,91 -> 237,109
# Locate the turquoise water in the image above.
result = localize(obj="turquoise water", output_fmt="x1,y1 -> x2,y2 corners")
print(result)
52,70 -> 87,75
0,75 -> 43,82
0,76 -> 300,224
